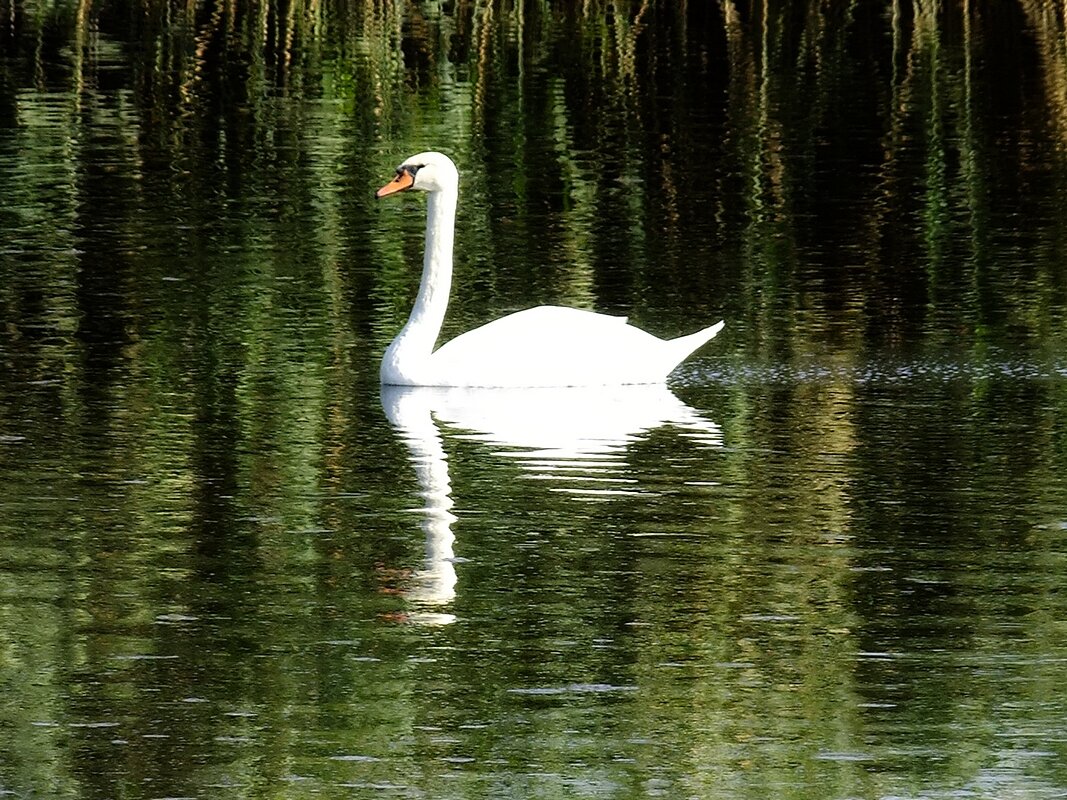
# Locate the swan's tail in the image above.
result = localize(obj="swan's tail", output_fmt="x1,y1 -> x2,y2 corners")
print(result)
665,320 -> 725,370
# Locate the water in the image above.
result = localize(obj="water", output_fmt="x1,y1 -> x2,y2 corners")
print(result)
3,1 -> 1067,798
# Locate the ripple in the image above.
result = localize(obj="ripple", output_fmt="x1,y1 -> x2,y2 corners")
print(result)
507,683 -> 638,695
679,354 -> 1067,388
814,750 -> 875,762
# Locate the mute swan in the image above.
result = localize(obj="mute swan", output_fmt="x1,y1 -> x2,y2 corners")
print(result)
376,151 -> 724,387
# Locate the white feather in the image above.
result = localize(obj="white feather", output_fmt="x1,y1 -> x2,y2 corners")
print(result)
378,152 -> 723,387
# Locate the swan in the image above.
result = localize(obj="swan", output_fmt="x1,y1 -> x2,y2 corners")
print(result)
376,151 -> 724,387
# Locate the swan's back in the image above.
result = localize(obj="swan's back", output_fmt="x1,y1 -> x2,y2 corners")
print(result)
423,306 -> 722,387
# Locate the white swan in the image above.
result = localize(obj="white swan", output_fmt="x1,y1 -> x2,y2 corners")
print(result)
376,151 -> 724,387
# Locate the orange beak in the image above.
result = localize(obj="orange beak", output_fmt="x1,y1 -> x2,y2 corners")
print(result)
376,169 -> 415,198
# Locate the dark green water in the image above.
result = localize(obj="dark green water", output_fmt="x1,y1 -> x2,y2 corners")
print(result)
3,1 -> 1067,798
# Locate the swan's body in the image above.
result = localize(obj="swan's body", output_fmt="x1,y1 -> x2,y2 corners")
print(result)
376,152 -> 723,387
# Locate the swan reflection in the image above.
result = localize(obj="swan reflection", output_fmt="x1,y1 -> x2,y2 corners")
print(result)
381,384 -> 722,624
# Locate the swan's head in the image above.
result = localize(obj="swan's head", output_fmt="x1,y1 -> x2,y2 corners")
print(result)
376,152 -> 459,198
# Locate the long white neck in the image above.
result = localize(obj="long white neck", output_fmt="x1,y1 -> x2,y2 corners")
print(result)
382,186 -> 457,383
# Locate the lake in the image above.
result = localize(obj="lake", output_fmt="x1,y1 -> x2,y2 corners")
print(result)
2,1 -> 1067,798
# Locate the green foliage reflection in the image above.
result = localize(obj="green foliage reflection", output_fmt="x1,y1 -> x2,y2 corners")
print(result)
2,1 -> 1067,798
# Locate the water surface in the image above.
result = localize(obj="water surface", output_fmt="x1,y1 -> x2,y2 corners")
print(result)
2,2 -> 1067,798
